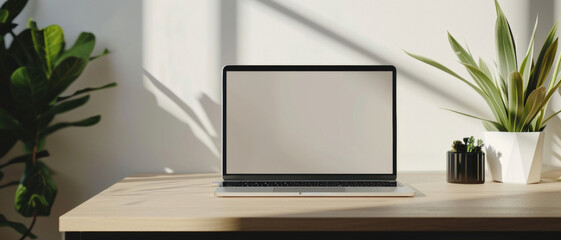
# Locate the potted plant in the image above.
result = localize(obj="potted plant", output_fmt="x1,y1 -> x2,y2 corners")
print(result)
0,0 -> 116,238
447,137 -> 485,184
405,0 -> 561,184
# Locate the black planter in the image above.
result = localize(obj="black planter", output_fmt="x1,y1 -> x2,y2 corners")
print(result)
447,151 -> 485,184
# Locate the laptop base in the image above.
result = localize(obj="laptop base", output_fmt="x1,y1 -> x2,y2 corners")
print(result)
215,182 -> 415,197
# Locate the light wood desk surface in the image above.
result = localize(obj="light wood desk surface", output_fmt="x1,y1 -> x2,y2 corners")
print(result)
59,173 -> 561,232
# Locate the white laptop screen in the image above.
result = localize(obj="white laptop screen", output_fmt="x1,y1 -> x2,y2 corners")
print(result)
226,70 -> 393,174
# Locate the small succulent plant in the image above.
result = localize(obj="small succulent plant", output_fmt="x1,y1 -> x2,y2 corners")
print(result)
451,136 -> 484,152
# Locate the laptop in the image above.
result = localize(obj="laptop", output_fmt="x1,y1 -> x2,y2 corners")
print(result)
215,65 -> 415,197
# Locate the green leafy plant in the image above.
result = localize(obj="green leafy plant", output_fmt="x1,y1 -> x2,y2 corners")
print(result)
451,136 -> 484,153
0,0 -> 116,238
406,0 -> 561,132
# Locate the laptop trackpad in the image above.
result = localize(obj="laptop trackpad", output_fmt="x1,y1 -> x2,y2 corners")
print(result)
273,187 -> 345,192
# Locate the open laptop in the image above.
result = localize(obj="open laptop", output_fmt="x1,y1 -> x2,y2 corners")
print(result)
215,65 -> 415,197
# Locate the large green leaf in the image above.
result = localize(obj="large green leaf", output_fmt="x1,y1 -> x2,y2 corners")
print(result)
0,214 -> 37,239
8,29 -> 36,67
508,71 -> 524,129
10,66 -> 48,113
494,0 -> 517,84
40,115 -> 101,137
0,108 -> 29,142
0,0 -> 28,23
15,161 -> 57,217
30,23 -> 64,78
46,56 -> 87,102
57,82 -> 117,102
0,151 -> 49,169
45,95 -> 90,117
0,9 -> 8,23
55,32 -> 95,66
0,129 -> 17,158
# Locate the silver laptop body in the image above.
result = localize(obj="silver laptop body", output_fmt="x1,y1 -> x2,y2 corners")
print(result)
216,65 -> 415,197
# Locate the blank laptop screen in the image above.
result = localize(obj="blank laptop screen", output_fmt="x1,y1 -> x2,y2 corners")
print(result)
226,70 -> 393,174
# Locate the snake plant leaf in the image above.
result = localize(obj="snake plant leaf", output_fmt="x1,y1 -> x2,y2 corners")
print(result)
479,58 -> 493,80
448,33 -> 491,89
404,51 -> 485,97
15,161 -> 57,217
46,56 -> 87,102
483,120 -> 508,131
40,115 -> 100,138
550,47 -> 561,91
29,23 -> 64,78
56,82 -> 117,102
533,109 -> 545,131
45,95 -> 89,117
444,108 -> 505,130
10,66 -> 48,113
0,0 -> 27,23
508,71 -> 524,128
536,38 -> 558,87
0,214 -> 37,239
55,32 -> 95,66
521,86 -> 546,130
520,17 -> 538,87
542,109 -> 561,125
460,63 -> 508,127
527,24 -> 558,99
494,0 -> 517,84
448,32 -> 477,66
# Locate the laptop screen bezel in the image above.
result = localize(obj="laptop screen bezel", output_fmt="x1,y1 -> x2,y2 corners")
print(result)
222,65 -> 397,180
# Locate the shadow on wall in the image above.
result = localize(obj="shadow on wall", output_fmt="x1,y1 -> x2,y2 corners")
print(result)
142,69 -> 221,171
543,114 -> 561,179
255,0 -> 485,118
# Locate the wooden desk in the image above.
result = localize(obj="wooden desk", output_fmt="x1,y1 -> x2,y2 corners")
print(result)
59,173 -> 561,239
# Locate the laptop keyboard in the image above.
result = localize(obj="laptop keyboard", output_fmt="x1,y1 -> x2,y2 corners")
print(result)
222,181 -> 397,187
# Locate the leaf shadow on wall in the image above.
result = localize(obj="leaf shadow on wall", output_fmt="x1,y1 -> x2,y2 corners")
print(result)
142,68 -> 221,171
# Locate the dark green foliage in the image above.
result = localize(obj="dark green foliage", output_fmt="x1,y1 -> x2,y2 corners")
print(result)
0,214 -> 36,239
452,140 -> 466,152
0,0 -> 116,238
451,136 -> 484,152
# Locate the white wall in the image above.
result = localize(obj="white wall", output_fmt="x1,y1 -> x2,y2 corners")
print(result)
1,0 -> 561,239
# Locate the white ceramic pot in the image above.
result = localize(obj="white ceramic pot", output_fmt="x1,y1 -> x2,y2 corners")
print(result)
483,131 -> 544,184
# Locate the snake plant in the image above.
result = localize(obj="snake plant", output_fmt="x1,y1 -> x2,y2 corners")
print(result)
0,0 -> 116,238
406,0 -> 561,132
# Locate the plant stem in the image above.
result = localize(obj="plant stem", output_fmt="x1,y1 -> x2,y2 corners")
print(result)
20,210 -> 37,240
20,139 -> 39,239
32,130 -> 39,164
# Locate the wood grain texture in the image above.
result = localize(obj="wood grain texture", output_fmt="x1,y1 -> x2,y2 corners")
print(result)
59,173 -> 561,232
